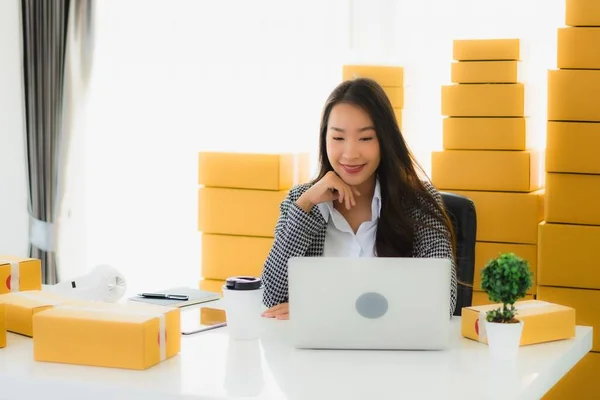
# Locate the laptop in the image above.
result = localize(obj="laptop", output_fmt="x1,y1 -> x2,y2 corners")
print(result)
288,257 -> 452,350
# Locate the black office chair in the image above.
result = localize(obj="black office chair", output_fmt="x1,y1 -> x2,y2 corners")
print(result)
440,192 -> 477,316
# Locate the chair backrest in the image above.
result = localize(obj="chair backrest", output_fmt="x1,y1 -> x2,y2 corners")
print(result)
440,191 -> 477,316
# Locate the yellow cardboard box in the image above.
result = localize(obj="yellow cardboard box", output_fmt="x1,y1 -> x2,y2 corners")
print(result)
342,65 -> 404,87
558,28 -> 600,69
566,0 -> 600,27
33,301 -> 180,370
453,39 -> 520,61
443,117 -> 528,150
442,83 -> 525,117
546,121 -> 600,174
198,152 -> 310,191
545,173 -> 600,226
538,222 -> 600,290
451,60 -> 520,83
202,233 -> 273,281
0,256 -> 42,294
199,278 -> 225,295
198,187 -> 287,237
537,286 -> 600,351
548,69 -> 600,122
462,300 -> 576,346
474,242 -> 537,294
543,352 -> 600,400
471,291 -> 534,306
431,150 -> 541,192
383,86 -> 404,108
0,290 -> 74,337
0,303 -> 5,348
449,190 -> 544,244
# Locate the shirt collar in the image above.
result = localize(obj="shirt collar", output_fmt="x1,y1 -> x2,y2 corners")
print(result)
317,179 -> 382,222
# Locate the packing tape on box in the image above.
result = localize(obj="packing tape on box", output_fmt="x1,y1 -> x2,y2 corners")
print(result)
57,305 -> 167,361
0,260 -> 20,292
477,301 -> 552,343
50,264 -> 127,303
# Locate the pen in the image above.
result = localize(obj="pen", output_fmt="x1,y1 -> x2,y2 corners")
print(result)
138,293 -> 189,301
182,322 -> 227,335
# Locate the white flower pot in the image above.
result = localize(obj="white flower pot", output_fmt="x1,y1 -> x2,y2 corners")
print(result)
485,320 -> 524,360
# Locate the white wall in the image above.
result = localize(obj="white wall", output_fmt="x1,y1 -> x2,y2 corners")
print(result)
0,0 -> 28,257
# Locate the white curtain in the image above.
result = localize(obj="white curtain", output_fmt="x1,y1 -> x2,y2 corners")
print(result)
58,0 -> 564,292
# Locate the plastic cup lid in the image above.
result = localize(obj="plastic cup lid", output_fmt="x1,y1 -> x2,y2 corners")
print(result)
225,276 -> 262,290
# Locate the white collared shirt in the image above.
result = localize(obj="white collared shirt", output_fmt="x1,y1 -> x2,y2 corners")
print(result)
317,180 -> 382,257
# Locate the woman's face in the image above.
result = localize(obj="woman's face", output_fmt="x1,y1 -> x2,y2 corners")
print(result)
325,103 -> 381,188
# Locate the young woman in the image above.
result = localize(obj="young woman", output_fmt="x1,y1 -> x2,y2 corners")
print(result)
260,78 -> 457,320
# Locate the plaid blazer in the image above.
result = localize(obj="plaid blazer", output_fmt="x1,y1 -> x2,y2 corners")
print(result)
260,180 -> 457,317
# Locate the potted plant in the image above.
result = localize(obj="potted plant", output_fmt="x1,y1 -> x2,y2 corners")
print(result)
480,252 -> 533,359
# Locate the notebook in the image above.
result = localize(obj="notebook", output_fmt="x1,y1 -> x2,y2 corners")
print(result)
128,286 -> 221,308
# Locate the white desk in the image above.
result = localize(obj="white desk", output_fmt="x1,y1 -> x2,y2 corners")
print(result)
0,309 -> 592,400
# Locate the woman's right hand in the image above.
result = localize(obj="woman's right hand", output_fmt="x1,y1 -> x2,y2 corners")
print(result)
296,171 -> 361,212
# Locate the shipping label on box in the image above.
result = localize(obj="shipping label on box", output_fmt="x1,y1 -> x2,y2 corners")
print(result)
462,300 -> 576,346
0,290 -> 75,337
0,256 -> 42,294
33,301 -> 181,370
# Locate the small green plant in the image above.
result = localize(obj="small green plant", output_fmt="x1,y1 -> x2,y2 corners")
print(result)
481,252 -> 533,324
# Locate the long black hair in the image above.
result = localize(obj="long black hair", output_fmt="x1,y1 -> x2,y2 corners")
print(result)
313,78 -> 457,261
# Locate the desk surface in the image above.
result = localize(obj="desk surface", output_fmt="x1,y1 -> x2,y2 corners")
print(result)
0,308 -> 593,400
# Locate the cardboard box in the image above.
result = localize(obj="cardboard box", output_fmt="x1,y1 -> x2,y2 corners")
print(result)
474,242 -> 537,294
0,303 -> 5,348
537,286 -> 600,351
0,256 -> 42,294
471,291 -> 534,306
198,152 -> 310,191
342,65 -> 404,87
451,60 -> 521,83
462,300 -> 576,346
566,0 -> 600,27
442,117 -> 529,150
199,278 -> 225,295
383,86 -> 404,108
449,190 -> 544,244
453,39 -> 520,61
202,234 -> 272,281
198,187 -> 287,237
545,173 -> 600,225
558,28 -> 600,69
441,83 -> 525,117
431,150 -> 541,192
543,352 -> 600,400
0,290 -> 74,337
538,222 -> 600,290
548,69 -> 600,122
33,301 -> 181,370
546,121 -> 600,174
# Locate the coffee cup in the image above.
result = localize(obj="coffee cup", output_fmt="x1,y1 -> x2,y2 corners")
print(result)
222,276 -> 264,340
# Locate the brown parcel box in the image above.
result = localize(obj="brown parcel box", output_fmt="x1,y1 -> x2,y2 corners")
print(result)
545,173 -> 600,226
566,0 -> 600,27
546,121 -> 600,174
557,28 -> 600,69
441,83 -> 525,117
442,117 -> 528,151
548,69 -> 600,122
451,60 -> 520,84
0,256 -> 42,294
452,39 -> 520,61
462,300 -> 575,346
0,303 -> 5,348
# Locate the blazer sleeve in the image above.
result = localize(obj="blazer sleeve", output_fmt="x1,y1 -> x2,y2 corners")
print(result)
412,182 -> 458,319
261,187 -> 326,308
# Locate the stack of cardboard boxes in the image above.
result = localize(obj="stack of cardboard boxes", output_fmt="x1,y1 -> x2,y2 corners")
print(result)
432,39 -> 544,305
197,152 -> 309,293
342,65 -> 404,130
538,0 -> 600,397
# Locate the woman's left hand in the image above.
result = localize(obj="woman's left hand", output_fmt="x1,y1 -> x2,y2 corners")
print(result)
262,303 -> 289,320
